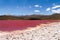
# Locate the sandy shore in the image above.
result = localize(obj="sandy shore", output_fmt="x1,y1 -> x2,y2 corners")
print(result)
0,22 -> 60,40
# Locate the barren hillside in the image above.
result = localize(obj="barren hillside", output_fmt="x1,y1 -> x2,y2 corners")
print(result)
0,13 -> 60,20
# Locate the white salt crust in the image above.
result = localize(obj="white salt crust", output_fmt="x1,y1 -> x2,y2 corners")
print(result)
0,22 -> 60,40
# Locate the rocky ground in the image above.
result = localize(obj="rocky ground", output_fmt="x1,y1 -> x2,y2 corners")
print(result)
0,22 -> 60,40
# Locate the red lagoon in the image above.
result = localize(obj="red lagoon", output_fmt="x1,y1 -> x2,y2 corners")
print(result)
0,20 -> 59,31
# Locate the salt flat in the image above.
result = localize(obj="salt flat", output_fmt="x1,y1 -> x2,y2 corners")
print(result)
0,22 -> 60,40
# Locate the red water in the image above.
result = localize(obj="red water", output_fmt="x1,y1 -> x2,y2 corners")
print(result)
0,20 -> 59,31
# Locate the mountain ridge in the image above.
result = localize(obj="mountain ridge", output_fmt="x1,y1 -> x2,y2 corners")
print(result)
0,13 -> 60,20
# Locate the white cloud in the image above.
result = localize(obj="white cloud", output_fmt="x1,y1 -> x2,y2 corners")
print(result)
46,5 -> 60,13
34,10 -> 40,12
51,5 -> 60,13
52,9 -> 60,13
34,5 -> 42,8
46,8 -> 51,11
34,5 -> 39,7
52,5 -> 60,9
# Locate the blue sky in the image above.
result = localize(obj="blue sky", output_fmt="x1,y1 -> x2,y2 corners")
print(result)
0,0 -> 60,16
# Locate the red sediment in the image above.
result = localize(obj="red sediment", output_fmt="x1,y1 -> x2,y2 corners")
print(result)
0,20 -> 59,31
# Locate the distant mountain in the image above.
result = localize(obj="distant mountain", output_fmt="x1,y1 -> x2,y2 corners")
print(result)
0,13 -> 60,20
0,15 -> 24,20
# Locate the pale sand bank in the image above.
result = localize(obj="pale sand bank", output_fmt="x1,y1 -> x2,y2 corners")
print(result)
0,22 -> 60,40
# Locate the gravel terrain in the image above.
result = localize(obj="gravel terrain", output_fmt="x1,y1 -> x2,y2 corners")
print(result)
0,22 -> 60,40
